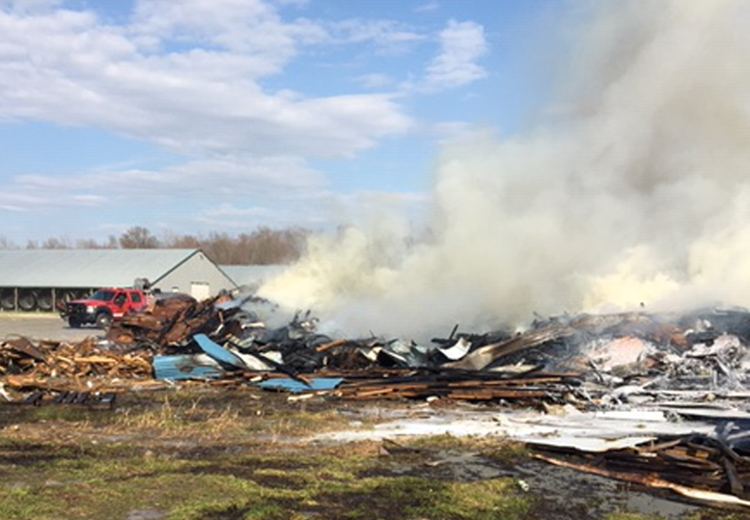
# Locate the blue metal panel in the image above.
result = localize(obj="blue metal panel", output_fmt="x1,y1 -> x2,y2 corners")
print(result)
153,355 -> 224,380
194,333 -> 247,370
256,377 -> 344,394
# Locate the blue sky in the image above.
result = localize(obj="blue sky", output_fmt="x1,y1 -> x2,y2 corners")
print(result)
0,0 -> 564,244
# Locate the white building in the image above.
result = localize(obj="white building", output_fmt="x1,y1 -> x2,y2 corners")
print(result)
0,249 -> 237,312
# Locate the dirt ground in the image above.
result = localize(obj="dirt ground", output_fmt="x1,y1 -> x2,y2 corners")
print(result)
0,312 -> 99,342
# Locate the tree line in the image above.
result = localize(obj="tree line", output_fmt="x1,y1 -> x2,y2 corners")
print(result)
0,226 -> 309,265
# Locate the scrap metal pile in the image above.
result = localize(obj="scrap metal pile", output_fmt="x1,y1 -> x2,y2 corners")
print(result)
4,294 -> 750,507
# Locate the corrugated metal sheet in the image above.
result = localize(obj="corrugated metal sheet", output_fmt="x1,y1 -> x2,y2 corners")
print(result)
0,249 -> 199,288
219,265 -> 285,288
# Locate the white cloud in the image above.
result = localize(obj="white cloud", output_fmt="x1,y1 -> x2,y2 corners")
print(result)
431,121 -> 479,143
195,203 -> 272,229
190,188 -> 430,233
272,0 -> 309,6
415,2 -> 439,13
0,155 -> 324,212
131,0 -> 326,60
0,4 -> 413,159
423,19 -> 487,90
357,73 -> 395,89
325,18 -> 426,53
1,150 -> 430,238
0,0 -> 64,12
201,203 -> 270,219
0,0 -> 447,241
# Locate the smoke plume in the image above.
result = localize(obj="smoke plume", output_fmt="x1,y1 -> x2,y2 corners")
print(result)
259,0 -> 750,339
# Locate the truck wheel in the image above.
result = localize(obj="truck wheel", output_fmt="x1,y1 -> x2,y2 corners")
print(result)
96,312 -> 112,330
69,317 -> 81,328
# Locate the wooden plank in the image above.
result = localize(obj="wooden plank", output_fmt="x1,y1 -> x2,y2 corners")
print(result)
533,452 -> 750,510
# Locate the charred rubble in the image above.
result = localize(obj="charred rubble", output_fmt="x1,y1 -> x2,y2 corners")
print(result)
4,295 -> 750,508
3,294 -> 750,411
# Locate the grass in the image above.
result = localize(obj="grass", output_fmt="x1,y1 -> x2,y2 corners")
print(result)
412,433 -> 530,463
0,387 -> 747,520
0,436 -> 531,520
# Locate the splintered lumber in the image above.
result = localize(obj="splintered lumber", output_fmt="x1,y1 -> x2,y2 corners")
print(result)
333,368 -> 579,402
73,356 -> 118,365
315,339 -> 353,353
107,294 -> 223,348
530,432 -> 750,509
4,337 -> 47,361
447,323 -> 576,370
0,337 -> 154,394
448,389 -> 549,400
337,383 -> 557,402
534,452 -> 750,510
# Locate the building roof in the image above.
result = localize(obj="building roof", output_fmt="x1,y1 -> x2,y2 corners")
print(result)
219,265 -> 286,288
0,249 -> 203,288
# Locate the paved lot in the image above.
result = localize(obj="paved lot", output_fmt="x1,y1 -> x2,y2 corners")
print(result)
0,312 -> 102,342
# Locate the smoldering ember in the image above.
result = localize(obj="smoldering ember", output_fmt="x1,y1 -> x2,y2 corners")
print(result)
4,288 -> 750,511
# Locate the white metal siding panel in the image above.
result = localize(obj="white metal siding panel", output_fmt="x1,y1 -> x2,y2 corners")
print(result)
0,249 -> 198,288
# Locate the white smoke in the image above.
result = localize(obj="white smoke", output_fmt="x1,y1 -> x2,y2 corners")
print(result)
259,0 -> 750,339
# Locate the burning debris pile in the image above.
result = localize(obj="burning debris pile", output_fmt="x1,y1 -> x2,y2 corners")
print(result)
5,295 -> 750,508
3,297 -> 750,402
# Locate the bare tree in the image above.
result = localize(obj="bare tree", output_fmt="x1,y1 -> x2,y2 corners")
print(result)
242,227 -> 308,265
42,237 -> 71,249
76,237 -> 117,249
0,236 -> 17,249
26,225 -> 309,263
119,226 -> 160,249
163,233 -> 201,249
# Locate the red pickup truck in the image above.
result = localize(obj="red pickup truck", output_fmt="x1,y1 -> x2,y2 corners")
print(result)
61,288 -> 148,329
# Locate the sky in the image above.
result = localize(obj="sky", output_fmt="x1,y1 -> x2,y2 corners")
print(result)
0,0 -> 563,244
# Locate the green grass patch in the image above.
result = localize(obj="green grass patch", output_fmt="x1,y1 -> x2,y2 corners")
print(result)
0,435 -> 532,520
1,388 -> 744,520
411,433 -> 529,463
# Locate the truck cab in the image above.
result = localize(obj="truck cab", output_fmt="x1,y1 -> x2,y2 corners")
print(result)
61,288 -> 147,329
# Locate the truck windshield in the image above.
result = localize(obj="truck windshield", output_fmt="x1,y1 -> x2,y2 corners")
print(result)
89,290 -> 115,301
